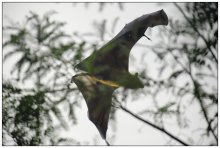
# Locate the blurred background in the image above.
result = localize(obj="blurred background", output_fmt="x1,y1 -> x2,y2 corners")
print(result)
2,2 -> 218,145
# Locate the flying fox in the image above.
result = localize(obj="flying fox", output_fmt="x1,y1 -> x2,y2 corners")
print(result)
71,9 -> 168,140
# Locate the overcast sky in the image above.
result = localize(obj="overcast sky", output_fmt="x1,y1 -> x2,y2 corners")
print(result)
3,2 -> 214,145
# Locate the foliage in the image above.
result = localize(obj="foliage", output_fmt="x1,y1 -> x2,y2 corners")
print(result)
3,11 -> 84,145
3,2 -> 217,146
133,2 -> 217,145
74,2 -> 124,12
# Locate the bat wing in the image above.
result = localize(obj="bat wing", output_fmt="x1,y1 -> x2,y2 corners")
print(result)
86,85 -> 113,139
72,10 -> 168,139
71,73 -> 118,139
75,10 -> 168,89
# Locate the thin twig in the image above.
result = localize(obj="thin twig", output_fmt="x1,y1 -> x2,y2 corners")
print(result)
22,88 -> 77,93
192,81 -> 218,143
168,45 -> 218,143
167,47 -> 190,74
115,100 -> 189,146
174,3 -> 218,64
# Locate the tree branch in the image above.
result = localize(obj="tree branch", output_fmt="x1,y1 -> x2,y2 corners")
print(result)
192,80 -> 218,143
115,101 -> 189,146
168,44 -> 218,143
22,87 -> 77,93
174,3 -> 218,64
168,45 -> 218,143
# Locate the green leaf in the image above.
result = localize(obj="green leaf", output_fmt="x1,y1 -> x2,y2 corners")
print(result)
158,102 -> 176,113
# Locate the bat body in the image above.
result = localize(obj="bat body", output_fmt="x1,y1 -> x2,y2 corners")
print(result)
72,9 -> 168,140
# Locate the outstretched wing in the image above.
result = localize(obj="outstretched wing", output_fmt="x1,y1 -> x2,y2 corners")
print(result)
71,73 -> 119,139
75,9 -> 168,89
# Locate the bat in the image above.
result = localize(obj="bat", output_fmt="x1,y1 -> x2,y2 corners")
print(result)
72,9 -> 168,140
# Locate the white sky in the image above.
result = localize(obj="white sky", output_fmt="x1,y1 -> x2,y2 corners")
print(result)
2,2 -> 217,146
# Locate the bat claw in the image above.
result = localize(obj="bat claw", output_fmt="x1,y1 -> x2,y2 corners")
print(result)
144,34 -> 152,41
